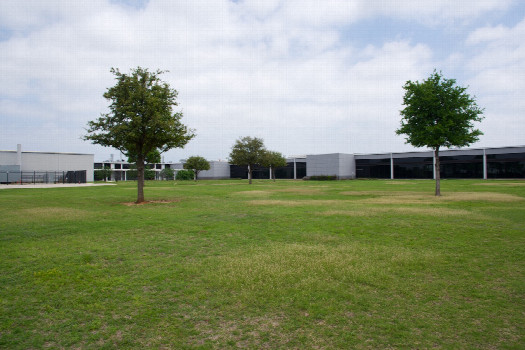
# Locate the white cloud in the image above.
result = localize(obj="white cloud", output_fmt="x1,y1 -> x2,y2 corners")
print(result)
0,0 -> 523,161
465,17 -> 525,147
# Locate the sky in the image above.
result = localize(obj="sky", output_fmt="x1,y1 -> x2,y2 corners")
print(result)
1,0 -> 524,162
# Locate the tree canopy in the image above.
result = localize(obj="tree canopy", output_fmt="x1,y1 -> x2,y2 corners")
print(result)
84,67 -> 195,203
229,136 -> 266,184
260,150 -> 287,181
183,156 -> 210,181
396,70 -> 484,195
127,149 -> 161,164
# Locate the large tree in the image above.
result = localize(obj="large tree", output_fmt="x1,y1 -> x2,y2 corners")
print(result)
260,150 -> 287,182
229,136 -> 266,184
396,70 -> 484,196
184,156 -> 210,181
84,67 -> 195,203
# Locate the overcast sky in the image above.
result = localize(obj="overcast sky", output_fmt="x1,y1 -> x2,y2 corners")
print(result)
1,0 -> 524,162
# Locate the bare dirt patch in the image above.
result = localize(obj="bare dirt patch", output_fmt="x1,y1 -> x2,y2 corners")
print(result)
121,200 -> 180,206
192,314 -> 286,347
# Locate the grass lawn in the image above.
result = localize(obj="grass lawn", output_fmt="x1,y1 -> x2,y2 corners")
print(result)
0,179 -> 524,349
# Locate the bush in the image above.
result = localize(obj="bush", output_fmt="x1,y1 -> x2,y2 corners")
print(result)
305,175 -> 337,181
144,168 -> 156,180
176,169 -> 194,180
160,168 -> 175,180
94,169 -> 112,181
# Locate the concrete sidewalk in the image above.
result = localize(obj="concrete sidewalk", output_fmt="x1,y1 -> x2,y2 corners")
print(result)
0,183 -> 116,189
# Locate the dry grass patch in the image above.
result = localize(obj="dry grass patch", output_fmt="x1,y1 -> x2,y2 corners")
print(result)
275,188 -> 325,195
16,207 -> 92,221
234,190 -> 271,197
248,199 -> 349,206
474,182 -> 525,187
319,207 -> 472,217
191,313 -> 287,348
210,243 -> 441,295
341,191 -> 523,204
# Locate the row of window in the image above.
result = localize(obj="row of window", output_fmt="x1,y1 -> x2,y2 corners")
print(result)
95,163 -> 167,170
356,153 -> 525,179
230,162 -> 307,179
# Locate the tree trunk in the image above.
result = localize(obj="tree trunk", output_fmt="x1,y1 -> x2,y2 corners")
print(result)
137,156 -> 145,203
248,165 -> 252,185
434,147 -> 441,196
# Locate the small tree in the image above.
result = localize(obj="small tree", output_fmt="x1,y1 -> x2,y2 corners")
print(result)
160,168 -> 175,180
260,151 -> 287,182
184,156 -> 210,181
94,168 -> 112,181
396,70 -> 484,196
84,67 -> 195,203
175,169 -> 194,180
229,137 -> 266,184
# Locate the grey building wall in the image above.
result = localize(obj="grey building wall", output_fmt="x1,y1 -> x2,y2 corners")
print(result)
306,153 -> 356,179
0,165 -> 21,183
198,161 -> 230,179
1,147 -> 94,182
0,151 -> 18,165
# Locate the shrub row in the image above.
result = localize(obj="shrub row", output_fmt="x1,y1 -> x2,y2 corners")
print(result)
304,175 -> 337,181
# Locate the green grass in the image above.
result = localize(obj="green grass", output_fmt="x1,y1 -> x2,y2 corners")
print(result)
0,179 -> 524,349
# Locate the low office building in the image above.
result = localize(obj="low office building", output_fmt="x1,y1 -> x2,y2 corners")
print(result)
355,146 -> 525,179
95,159 -> 231,180
0,144 -> 94,183
228,146 -> 525,180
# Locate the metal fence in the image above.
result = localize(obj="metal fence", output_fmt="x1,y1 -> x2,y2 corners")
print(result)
0,170 -> 87,184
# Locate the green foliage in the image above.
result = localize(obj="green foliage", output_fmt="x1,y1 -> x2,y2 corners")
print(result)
144,168 -> 156,180
307,175 -> 337,181
229,136 -> 266,184
183,156 -> 210,180
94,168 -> 112,181
397,70 -> 484,149
175,169 -> 194,180
159,167 -> 175,180
128,149 -> 161,164
260,150 -> 287,181
126,168 -> 138,180
84,67 -> 195,202
125,164 -> 155,181
396,70 -> 484,195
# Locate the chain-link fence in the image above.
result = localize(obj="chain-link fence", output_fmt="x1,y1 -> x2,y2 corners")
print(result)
0,171 -> 87,184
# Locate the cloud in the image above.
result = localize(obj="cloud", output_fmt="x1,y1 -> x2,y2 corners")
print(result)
465,17 -> 525,147
0,0 -> 523,160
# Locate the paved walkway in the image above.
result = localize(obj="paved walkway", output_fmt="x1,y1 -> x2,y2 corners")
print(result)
0,183 -> 116,189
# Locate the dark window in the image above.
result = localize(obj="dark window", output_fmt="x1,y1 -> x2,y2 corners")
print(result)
103,163 -> 111,169
94,163 -> 102,169
114,164 -> 121,169
164,164 -> 171,169
487,153 -> 525,178
438,155 -> 483,178
123,164 -> 131,169
394,157 -> 433,179
156,164 -> 162,169
356,158 -> 391,178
